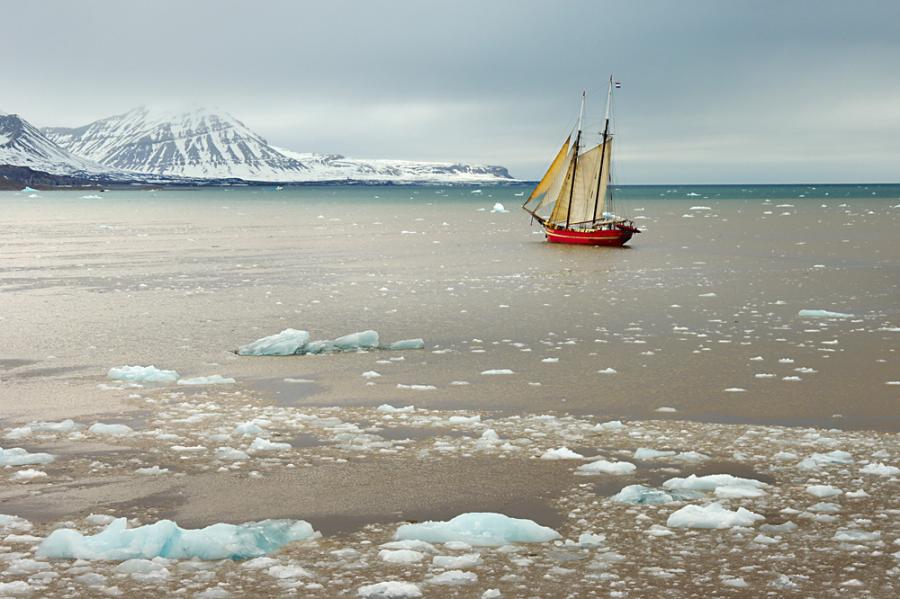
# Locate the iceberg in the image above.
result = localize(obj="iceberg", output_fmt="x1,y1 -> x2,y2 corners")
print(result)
0,447 -> 55,466
490,202 -> 509,213
394,513 -> 560,546
798,309 -> 853,319
238,329 -> 424,356
108,365 -> 179,383
237,329 -> 310,356
36,517 -> 318,560
540,447 -> 584,460
666,503 -> 764,529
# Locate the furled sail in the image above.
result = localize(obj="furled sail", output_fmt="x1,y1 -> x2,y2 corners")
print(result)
546,139 -> 612,227
524,136 -> 570,209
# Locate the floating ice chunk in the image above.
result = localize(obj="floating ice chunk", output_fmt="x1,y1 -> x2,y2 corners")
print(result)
655,406 -> 677,413
177,375 -> 235,385
249,437 -> 291,452
379,539 -> 437,553
663,474 -> 767,493
388,339 -> 425,351
673,451 -> 709,462
89,423 -> 134,436
395,513 -> 560,546
427,570 -> 478,585
135,466 -> 169,476
0,447 -> 55,466
490,203 -> 509,213
397,384 -> 436,391
594,420 -> 624,431
378,549 -> 425,564
577,532 -> 606,547
860,462 -> 899,476
611,485 -> 675,505
482,590 -> 502,599
633,448 -> 676,460
234,421 -> 266,436
806,484 -> 843,497
10,469 -> 47,482
237,329 -> 310,356
541,357 -> 559,363
376,404 -> 415,413
363,371 -> 382,379
689,205 -> 711,210
797,450 -> 854,470
0,514 -> 33,533
21,186 -> 38,193
833,529 -> 880,542
798,309 -> 853,319
37,518 -> 318,560
30,419 -> 77,433
724,387 -> 746,393
666,503 -> 764,529
481,369 -> 514,375
597,367 -> 617,374
432,553 -> 482,568
808,502 -> 840,513
358,581 -> 423,598
698,292 -> 717,298
215,447 -> 250,461
329,330 -> 380,352
108,365 -> 178,383
540,447 -> 584,460
714,485 -> 767,498
0,581 -> 33,596
576,460 -> 636,476
722,576 -> 749,588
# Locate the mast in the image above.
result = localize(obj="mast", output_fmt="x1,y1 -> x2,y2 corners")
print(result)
592,75 -> 613,224
565,91 -> 585,229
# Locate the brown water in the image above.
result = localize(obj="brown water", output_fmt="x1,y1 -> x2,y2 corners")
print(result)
1,185 -> 897,429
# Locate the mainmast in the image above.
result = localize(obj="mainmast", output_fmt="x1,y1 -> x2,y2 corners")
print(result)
564,91 -> 586,229
592,75 -> 613,223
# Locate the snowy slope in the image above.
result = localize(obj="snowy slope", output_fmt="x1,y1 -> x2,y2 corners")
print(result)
45,107 -> 513,183
274,148 -> 512,183
0,113 -> 111,176
44,106 -> 309,182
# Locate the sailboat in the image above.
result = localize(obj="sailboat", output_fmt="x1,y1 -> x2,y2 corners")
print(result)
522,76 -> 639,246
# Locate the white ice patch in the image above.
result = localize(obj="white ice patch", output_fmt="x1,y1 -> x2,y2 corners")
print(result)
395,513 -> 560,546
663,474 -> 768,494
177,375 -> 235,385
490,203 -> 509,213
798,309 -> 853,319
480,369 -> 514,375
378,549 -> 425,564
860,462 -> 899,476
36,517 -> 318,560
427,570 -> 478,585
540,447 -> 584,460
357,581 -> 423,598
806,484 -> 843,498
797,450 -> 854,470
10,468 -> 47,482
666,503 -> 764,529
108,365 -> 178,383
0,447 -> 55,466
238,329 -> 424,356
248,437 -> 291,452
576,459 -> 636,476
89,423 -> 134,436
611,485 -> 678,505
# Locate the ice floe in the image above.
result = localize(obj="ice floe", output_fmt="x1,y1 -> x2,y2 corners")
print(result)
0,446 -> 55,466
36,518 -> 318,560
238,329 -> 425,356
666,503 -> 764,529
88,423 -> 134,436
798,309 -> 853,319
358,581 -> 423,598
108,365 -> 179,383
177,375 -> 236,385
394,513 -> 560,546
576,459 -> 636,475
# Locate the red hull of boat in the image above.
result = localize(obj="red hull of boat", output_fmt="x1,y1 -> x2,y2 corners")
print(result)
544,226 -> 635,246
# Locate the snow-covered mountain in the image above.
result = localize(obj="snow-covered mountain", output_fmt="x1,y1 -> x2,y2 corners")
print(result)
44,106 -> 512,183
44,107 -> 309,182
0,112 -> 111,177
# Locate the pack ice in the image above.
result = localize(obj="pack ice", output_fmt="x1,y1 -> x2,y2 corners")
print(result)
666,503 -> 764,529
36,517 -> 318,560
237,329 -> 424,356
394,513 -> 560,546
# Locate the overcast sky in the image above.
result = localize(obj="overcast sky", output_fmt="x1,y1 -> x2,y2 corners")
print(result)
4,0 -> 899,182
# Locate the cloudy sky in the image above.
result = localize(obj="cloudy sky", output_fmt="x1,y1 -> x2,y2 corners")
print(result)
4,0 -> 899,182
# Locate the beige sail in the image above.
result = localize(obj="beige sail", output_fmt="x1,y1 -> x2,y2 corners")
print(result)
547,139 -> 612,227
524,136 -> 570,209
533,144 -> 575,214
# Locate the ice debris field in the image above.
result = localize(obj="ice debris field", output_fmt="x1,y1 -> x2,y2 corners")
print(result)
1,378 -> 897,598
